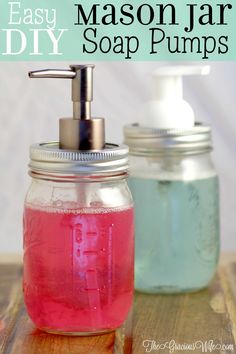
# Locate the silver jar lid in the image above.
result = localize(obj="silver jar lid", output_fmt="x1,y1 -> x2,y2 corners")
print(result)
29,142 -> 129,177
124,123 -> 212,156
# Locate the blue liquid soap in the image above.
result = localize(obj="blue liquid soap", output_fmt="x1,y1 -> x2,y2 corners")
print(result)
129,176 -> 220,293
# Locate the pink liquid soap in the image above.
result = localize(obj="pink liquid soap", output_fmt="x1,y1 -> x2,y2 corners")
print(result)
23,206 -> 134,334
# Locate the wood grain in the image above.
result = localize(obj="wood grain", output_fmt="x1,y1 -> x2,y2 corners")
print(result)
0,265 -> 23,354
133,274 -> 236,353
1,259 -> 236,354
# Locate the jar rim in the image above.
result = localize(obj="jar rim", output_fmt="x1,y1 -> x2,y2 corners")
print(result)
29,142 -> 129,176
124,122 -> 213,156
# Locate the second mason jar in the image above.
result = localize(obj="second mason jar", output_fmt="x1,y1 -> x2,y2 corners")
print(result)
124,123 -> 220,294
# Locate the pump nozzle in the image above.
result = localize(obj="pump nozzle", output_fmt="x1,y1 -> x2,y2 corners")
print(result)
29,65 -> 105,151
139,65 -> 210,130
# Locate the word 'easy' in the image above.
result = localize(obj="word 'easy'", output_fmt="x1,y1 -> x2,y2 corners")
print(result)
8,2 -> 57,29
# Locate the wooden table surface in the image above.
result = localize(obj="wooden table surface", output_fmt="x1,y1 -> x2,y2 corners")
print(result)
0,255 -> 236,354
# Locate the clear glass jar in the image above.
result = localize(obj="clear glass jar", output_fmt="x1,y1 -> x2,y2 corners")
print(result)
23,143 -> 134,335
124,124 -> 220,294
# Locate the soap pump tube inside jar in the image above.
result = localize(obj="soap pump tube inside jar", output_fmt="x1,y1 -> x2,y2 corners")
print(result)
124,66 -> 220,294
23,65 -> 134,335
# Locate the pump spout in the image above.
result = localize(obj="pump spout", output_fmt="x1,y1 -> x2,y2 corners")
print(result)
29,64 -> 105,151
28,69 -> 76,79
29,65 -> 94,120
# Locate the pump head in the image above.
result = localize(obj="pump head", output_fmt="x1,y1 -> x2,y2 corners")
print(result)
139,65 -> 210,130
29,65 -> 105,151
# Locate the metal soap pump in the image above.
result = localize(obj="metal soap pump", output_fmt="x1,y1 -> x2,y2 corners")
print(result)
23,64 -> 134,336
29,65 -> 105,150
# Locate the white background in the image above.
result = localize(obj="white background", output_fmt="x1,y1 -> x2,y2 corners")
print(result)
0,61 -> 235,254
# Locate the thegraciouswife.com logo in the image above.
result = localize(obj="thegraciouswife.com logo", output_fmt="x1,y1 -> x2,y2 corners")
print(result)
142,339 -> 234,353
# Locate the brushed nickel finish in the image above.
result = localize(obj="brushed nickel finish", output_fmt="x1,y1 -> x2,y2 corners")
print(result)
29,65 -> 105,151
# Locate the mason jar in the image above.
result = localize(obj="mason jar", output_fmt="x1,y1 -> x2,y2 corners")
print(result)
124,123 -> 220,294
23,142 -> 134,335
